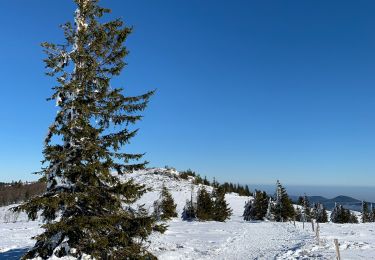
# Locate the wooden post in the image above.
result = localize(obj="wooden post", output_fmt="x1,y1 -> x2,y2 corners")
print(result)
302,219 -> 305,230
334,239 -> 341,260
293,217 -> 296,227
311,219 -> 315,232
316,222 -> 320,245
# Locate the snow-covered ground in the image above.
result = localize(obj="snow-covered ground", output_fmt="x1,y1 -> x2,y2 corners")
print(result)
285,221 -> 375,259
0,168 -> 374,259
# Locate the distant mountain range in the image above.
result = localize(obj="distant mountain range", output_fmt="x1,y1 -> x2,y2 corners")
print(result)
290,195 -> 374,212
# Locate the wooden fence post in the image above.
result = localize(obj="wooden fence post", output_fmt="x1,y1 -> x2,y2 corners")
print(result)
302,219 -> 305,230
334,239 -> 341,260
315,222 -> 320,245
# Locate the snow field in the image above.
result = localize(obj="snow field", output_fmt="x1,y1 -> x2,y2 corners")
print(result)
1,168 -> 375,259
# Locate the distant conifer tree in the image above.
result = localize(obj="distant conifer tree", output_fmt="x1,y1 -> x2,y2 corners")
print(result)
294,207 -> 303,221
265,198 -> 274,220
272,180 -> 295,222
212,187 -> 232,222
370,204 -> 375,222
297,196 -> 304,206
212,177 -> 219,188
182,188 -> 196,221
244,185 -> 251,196
243,200 -> 254,221
155,184 -> 177,220
312,203 -> 328,223
196,186 -> 213,221
182,200 -> 196,221
302,194 -> 312,222
362,201 -> 370,223
243,190 -> 268,221
331,203 -> 358,224
13,0 -> 158,258
203,176 -> 210,186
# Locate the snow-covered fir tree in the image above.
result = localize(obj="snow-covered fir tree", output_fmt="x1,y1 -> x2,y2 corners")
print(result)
295,195 -> 312,222
312,203 -> 328,223
271,180 -> 295,222
294,207 -> 302,222
265,197 -> 274,220
154,184 -> 177,221
13,0 -> 160,258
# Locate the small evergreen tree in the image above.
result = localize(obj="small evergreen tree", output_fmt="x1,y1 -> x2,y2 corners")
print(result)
13,1 -> 158,258
294,207 -> 303,222
272,180 -> 295,222
243,200 -> 254,221
212,187 -> 232,222
196,186 -> 213,221
182,188 -> 196,221
156,184 -> 177,220
349,211 -> 359,223
362,201 -> 370,223
212,177 -> 219,188
179,169 -> 196,180
331,203 -> 358,224
297,196 -> 304,206
312,203 -> 328,223
265,198 -> 274,220
181,199 -> 196,221
302,194 -> 312,221
203,176 -> 210,186
243,190 -> 268,221
370,204 -> 375,222
244,185 -> 251,196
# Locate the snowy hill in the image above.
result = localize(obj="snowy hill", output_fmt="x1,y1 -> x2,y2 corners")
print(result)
1,168 -> 375,259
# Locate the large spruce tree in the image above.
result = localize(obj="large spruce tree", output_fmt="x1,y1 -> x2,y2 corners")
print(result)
13,0 -> 157,259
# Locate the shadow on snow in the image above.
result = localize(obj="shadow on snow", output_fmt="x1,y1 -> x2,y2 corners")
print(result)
0,248 -> 28,260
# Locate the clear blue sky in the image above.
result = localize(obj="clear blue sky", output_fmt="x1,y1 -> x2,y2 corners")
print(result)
1,0 -> 375,188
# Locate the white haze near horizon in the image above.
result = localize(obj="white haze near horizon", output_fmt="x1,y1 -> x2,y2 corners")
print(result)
250,184 -> 375,203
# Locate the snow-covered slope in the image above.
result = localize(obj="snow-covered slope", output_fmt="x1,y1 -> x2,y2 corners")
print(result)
0,168 -> 375,259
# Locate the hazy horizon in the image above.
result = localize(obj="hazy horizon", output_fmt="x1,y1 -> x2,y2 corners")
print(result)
250,183 -> 375,202
1,175 -> 373,202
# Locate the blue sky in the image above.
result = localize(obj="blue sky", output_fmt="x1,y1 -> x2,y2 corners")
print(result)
0,0 -> 375,188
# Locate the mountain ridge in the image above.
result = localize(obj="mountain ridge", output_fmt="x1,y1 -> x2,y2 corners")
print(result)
290,194 -> 373,211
